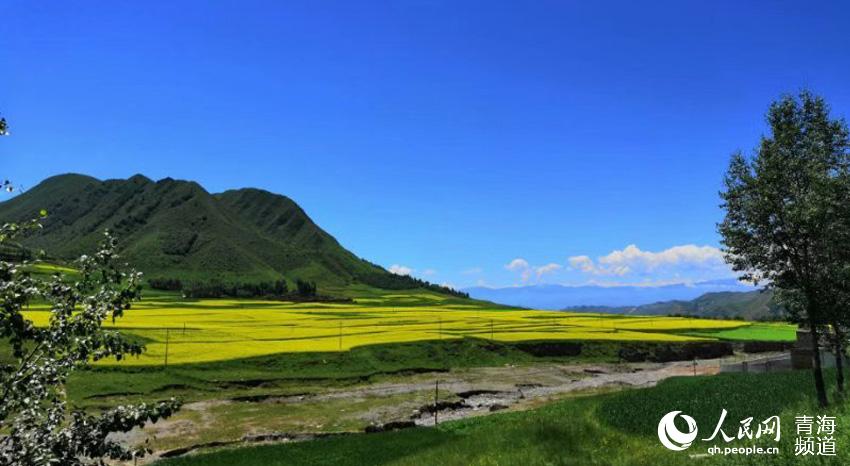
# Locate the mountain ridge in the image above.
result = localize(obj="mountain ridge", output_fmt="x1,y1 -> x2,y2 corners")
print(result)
0,173 -> 465,297
463,279 -> 755,310
464,281 -> 782,321
562,289 -> 783,321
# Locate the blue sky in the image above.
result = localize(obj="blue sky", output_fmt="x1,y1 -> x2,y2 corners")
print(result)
2,1 -> 849,289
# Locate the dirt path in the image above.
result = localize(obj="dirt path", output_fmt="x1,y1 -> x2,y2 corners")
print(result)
123,356 -> 732,463
408,358 -> 720,425
240,357 -> 718,405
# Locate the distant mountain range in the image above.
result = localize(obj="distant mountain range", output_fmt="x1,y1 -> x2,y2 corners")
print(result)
464,280 -> 783,320
464,279 -> 755,309
611,289 -> 782,320
0,174 -> 462,297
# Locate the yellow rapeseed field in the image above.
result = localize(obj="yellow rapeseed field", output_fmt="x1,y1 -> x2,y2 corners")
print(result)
23,291 -> 790,365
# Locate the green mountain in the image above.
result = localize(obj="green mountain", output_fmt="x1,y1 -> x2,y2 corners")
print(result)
0,173 -> 461,296
635,289 -> 783,320
565,289 -> 783,321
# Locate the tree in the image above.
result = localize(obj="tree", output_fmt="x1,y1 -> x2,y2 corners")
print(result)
1,113 -> 13,193
0,109 -> 178,463
0,223 -> 181,465
820,168 -> 850,394
719,91 -> 850,407
296,278 -> 317,297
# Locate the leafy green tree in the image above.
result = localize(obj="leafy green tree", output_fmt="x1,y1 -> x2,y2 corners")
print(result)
0,224 -> 181,465
719,91 -> 850,407
1,113 -> 13,193
826,304 -> 848,393
0,108 -> 179,464
821,176 -> 850,394
296,278 -> 317,297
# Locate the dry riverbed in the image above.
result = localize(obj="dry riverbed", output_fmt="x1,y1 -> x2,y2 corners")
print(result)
112,355 -> 742,463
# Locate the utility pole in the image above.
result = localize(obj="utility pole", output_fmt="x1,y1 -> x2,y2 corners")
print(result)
434,380 -> 439,425
164,328 -> 170,369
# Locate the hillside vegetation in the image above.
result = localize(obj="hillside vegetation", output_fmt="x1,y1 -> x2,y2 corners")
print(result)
637,289 -> 782,320
566,289 -> 784,321
0,174 -> 462,297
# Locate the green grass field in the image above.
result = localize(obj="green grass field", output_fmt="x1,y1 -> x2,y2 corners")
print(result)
686,323 -> 796,341
155,369 -> 850,466
22,290 -> 795,366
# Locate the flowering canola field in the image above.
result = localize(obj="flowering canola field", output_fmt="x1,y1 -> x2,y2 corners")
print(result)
23,291 -> 794,365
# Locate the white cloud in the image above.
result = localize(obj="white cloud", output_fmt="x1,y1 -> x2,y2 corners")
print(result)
422,268 -> 437,276
505,258 -> 530,271
505,258 -> 532,282
505,258 -> 561,283
388,264 -> 413,276
567,244 -> 732,282
568,255 -> 596,273
535,263 -> 562,277
599,244 -> 723,270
